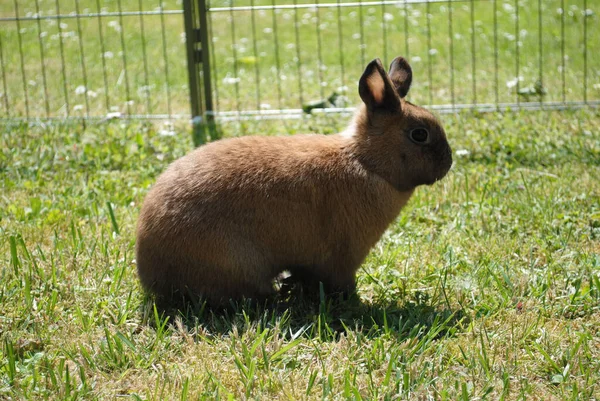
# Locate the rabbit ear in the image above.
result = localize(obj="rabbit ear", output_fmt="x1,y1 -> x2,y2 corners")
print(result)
359,58 -> 401,112
388,57 -> 412,98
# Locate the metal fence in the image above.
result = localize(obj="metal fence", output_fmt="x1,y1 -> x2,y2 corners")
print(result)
0,0 -> 598,122
0,0 -> 188,120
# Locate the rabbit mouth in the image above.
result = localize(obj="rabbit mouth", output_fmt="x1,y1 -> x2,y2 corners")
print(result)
427,160 -> 453,185
425,175 -> 444,185
436,147 -> 453,181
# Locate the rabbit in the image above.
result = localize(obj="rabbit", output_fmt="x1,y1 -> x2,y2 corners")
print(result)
136,56 -> 452,305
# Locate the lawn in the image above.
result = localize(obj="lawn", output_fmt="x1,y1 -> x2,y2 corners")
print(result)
1,0 -> 600,399
1,109 -> 599,400
0,0 -> 598,118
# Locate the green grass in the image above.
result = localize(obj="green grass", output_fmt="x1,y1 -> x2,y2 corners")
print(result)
0,0 -> 598,118
1,0 -> 600,399
1,109 -> 599,400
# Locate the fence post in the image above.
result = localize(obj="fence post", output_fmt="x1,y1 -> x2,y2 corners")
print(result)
183,0 -> 216,145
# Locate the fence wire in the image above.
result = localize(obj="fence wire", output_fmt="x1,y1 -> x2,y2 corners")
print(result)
0,0 -> 188,120
205,0 -> 599,120
0,0 -> 598,122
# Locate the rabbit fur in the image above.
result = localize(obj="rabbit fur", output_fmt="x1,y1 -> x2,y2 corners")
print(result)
136,56 -> 452,305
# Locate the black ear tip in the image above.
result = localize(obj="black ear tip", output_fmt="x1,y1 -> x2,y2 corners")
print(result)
389,56 -> 412,74
366,58 -> 384,71
388,56 -> 413,98
362,58 -> 388,81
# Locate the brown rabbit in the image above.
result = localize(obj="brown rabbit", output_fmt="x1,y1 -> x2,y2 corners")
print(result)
136,56 -> 452,305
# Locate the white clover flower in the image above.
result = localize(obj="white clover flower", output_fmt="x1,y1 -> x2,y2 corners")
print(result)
222,77 -> 240,85
506,76 -> 523,88
159,129 -> 176,137
108,20 -> 120,29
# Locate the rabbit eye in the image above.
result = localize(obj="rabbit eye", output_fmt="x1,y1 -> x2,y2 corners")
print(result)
410,128 -> 429,144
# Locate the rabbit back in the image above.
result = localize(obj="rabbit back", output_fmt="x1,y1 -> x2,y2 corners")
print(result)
135,133 -> 412,303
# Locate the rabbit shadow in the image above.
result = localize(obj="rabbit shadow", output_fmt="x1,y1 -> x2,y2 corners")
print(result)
141,282 -> 469,342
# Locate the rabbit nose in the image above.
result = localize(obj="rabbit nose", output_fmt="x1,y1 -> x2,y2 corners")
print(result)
438,143 -> 453,177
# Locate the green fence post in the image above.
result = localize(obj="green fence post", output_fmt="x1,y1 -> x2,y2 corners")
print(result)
198,0 -> 214,120
183,0 -> 217,146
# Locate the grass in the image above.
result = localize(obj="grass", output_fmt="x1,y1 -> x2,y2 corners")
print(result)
0,0 -> 598,118
1,0 -> 599,399
1,109 -> 599,400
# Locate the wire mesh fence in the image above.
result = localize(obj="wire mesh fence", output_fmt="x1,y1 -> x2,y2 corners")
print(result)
0,0 -> 189,120
206,0 -> 599,120
0,0 -> 598,122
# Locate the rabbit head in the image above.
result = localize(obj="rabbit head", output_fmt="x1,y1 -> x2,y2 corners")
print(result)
351,57 -> 452,192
